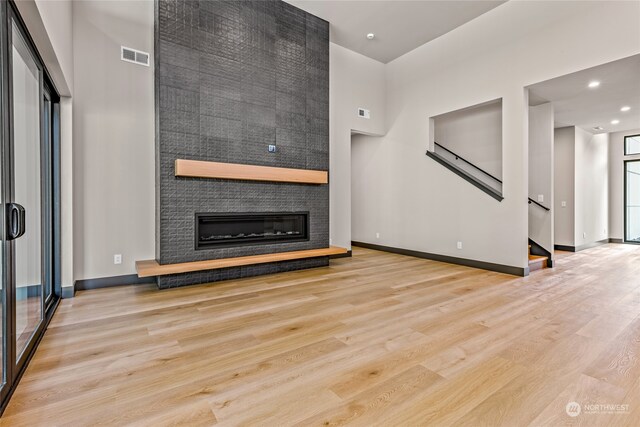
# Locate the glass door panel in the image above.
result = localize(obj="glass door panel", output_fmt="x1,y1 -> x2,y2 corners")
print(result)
626,161 -> 640,243
10,21 -> 43,359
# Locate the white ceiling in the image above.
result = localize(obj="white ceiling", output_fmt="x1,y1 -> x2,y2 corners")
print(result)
285,0 -> 506,63
528,54 -> 640,134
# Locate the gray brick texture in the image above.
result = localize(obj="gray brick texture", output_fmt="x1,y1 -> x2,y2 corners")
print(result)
155,0 -> 329,288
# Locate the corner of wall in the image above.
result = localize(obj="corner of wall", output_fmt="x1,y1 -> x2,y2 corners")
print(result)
329,43 -> 387,250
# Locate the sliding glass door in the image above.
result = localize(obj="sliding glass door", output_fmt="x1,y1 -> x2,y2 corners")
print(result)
625,160 -> 640,243
0,1 -> 61,413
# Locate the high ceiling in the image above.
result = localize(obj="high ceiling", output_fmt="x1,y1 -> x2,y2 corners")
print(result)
285,0 -> 506,63
528,54 -> 640,134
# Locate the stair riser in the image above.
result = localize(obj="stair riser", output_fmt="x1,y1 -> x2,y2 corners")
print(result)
529,260 -> 547,272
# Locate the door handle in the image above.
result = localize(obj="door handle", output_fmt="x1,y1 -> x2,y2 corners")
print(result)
6,203 -> 26,240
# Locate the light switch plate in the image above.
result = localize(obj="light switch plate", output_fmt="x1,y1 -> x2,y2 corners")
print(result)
537,194 -> 544,203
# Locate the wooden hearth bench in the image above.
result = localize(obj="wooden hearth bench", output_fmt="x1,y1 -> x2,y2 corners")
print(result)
136,246 -> 348,277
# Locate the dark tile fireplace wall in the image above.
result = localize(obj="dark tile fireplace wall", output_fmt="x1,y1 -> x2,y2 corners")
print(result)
155,0 -> 330,288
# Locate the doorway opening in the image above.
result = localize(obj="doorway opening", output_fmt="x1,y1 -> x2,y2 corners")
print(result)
624,156 -> 640,243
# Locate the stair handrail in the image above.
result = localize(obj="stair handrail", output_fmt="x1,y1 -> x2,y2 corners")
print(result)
528,198 -> 550,211
431,142 -> 502,185
429,142 -> 551,211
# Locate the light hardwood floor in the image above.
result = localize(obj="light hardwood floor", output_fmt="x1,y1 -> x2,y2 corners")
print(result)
3,245 -> 640,426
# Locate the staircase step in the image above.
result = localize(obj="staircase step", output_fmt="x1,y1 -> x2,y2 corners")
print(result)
528,254 -> 548,272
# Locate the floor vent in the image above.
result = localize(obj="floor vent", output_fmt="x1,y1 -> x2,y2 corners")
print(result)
121,46 -> 150,67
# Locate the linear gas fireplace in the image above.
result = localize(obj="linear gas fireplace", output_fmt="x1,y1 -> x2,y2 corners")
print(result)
196,212 -> 309,250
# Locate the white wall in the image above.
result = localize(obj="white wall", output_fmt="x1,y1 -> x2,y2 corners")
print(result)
528,103 -> 554,253
347,0 -> 640,270
352,133 -> 380,243
554,127 -> 575,246
575,128 -> 609,247
609,128 -> 640,240
330,43 -> 386,250
60,97 -> 73,289
554,126 -> 609,248
72,0 -> 155,280
434,99 -> 502,179
579,131 -> 611,245
352,131 -> 404,245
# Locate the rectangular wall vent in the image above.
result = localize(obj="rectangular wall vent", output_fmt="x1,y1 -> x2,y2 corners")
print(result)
121,46 -> 150,67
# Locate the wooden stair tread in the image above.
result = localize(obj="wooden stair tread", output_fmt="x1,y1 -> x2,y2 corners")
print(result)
136,246 -> 348,277
528,253 -> 548,272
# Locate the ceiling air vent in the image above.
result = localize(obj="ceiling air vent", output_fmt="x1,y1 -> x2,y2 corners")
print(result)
121,46 -> 150,67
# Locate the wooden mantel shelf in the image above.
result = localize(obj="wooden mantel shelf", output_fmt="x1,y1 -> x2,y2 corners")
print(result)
175,159 -> 328,184
136,246 -> 347,277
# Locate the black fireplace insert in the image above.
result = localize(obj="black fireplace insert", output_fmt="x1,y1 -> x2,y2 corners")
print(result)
195,212 -> 309,250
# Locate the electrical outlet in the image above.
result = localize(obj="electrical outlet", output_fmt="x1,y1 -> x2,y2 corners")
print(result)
537,194 -> 544,203
268,144 -> 277,153
583,232 -> 587,239
375,232 -> 380,239
114,254 -> 122,265
561,201 -> 567,208
457,241 -> 463,250
357,108 -> 370,119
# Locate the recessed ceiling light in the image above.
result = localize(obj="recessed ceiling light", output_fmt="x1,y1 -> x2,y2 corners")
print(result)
366,33 -> 375,40
588,81 -> 600,88
611,119 -> 620,125
621,106 -> 631,112
593,126 -> 604,131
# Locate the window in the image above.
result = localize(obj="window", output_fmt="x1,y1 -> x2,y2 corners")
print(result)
624,134 -> 640,155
